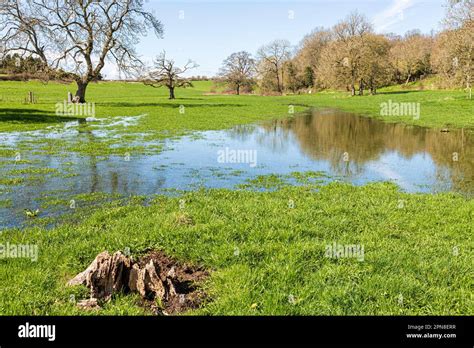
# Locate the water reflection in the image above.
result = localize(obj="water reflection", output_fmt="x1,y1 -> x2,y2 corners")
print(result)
1,108 -> 473,229
253,110 -> 473,194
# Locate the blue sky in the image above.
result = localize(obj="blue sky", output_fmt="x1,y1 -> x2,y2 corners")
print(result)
104,0 -> 447,78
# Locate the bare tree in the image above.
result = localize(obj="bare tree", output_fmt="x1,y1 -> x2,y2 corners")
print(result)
444,0 -> 473,28
0,0 -> 163,102
389,31 -> 433,85
333,11 -> 372,41
143,51 -> 198,99
218,51 -> 255,95
433,0 -> 473,91
316,11 -> 375,96
359,34 -> 392,94
294,28 -> 332,88
257,39 -> 292,93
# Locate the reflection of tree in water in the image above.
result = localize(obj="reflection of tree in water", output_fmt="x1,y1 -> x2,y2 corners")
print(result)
255,123 -> 293,154
260,110 -> 474,194
77,126 -> 169,195
226,124 -> 257,142
77,127 -> 100,193
229,122 -> 293,154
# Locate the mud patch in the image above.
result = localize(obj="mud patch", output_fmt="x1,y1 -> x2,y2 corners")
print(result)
138,251 -> 208,314
67,250 -> 209,315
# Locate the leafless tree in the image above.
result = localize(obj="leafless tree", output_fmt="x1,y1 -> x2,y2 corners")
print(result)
444,0 -> 473,28
218,51 -> 255,95
0,0 -> 163,102
390,31 -> 432,85
294,28 -> 332,88
326,11 -> 373,96
433,0 -> 473,91
257,39 -> 292,93
358,34 -> 392,94
143,51 -> 198,99
332,11 -> 372,41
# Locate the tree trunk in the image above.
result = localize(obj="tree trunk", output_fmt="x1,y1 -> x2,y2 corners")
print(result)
75,81 -> 89,103
236,84 -> 240,95
351,85 -> 356,96
359,80 -> 364,96
169,87 -> 175,99
281,69 -> 284,93
405,74 -> 411,86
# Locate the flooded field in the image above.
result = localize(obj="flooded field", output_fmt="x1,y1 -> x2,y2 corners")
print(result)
1,109 -> 472,228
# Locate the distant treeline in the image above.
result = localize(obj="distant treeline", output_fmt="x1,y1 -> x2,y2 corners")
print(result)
0,54 -> 103,82
188,75 -> 211,81
216,1 -> 472,95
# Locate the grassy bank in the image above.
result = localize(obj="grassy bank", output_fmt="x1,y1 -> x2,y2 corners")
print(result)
0,181 -> 472,315
1,80 -> 472,135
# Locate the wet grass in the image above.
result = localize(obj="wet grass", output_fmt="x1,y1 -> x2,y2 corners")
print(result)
0,80 -> 471,169
0,199 -> 12,208
7,167 -> 59,175
0,181 -> 472,315
0,177 -> 24,185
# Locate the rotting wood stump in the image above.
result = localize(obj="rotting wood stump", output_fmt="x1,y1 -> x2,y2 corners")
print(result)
68,250 -> 208,314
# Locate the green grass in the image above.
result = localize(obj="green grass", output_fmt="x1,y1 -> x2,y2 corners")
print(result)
0,80 -> 472,316
0,80 -> 472,159
1,79 -> 472,135
0,181 -> 472,315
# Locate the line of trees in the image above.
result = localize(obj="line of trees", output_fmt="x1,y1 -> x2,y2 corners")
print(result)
1,0 -> 471,100
0,53 -> 103,82
0,54 -> 47,75
218,0 -> 472,95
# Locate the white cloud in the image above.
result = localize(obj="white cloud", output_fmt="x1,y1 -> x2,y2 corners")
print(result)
101,62 -> 120,80
372,0 -> 418,32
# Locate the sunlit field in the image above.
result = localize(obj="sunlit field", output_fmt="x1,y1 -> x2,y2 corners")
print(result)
1,80 -> 472,315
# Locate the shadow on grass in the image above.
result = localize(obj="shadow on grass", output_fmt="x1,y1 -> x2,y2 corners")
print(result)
377,90 -> 422,95
0,108 -> 83,124
104,102 -> 246,108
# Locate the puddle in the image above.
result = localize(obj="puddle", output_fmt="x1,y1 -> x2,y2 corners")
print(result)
1,109 -> 473,229
0,114 -> 147,146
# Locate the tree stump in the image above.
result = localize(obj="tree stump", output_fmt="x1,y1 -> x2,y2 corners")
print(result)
67,251 -> 131,301
67,250 -> 208,314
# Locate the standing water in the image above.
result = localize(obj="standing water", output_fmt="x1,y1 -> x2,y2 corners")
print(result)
1,109 -> 473,228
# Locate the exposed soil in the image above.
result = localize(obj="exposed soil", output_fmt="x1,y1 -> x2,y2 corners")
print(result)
138,251 -> 209,314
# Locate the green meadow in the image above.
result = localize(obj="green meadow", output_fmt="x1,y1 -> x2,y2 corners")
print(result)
0,181 -> 472,315
1,80 -> 473,136
0,80 -> 473,315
